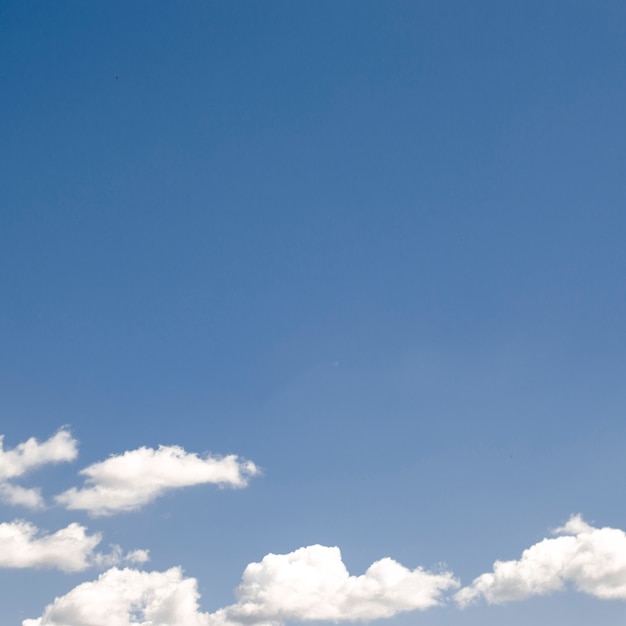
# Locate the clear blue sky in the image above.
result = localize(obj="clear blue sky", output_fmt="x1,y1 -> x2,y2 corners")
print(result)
1,2 -> 626,624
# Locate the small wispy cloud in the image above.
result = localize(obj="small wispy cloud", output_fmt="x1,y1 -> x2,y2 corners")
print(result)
55,444 -> 259,516
92,545 -> 151,569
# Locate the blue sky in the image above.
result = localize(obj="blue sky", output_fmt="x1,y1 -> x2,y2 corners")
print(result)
1,1 -> 626,624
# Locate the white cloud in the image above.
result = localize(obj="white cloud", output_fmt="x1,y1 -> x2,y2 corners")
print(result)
0,429 -> 78,479
92,545 -> 151,569
0,429 -> 78,509
23,567 -> 210,626
0,483 -> 45,509
217,544 -> 458,623
0,520 -> 99,572
55,444 -> 259,516
0,520 -> 148,573
125,549 -> 151,565
456,514 -> 626,606
24,546 -> 458,626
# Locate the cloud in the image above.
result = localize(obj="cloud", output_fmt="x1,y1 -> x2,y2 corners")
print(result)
0,429 -> 78,480
22,567 -> 207,626
125,549 -> 151,565
0,483 -> 45,509
92,545 -> 151,569
455,514 -> 626,606
24,546 -> 458,626
0,429 -> 78,509
0,520 -> 144,573
55,445 -> 259,516
216,544 -> 458,623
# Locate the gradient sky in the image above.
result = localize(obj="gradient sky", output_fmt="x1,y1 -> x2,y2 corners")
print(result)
1,2 -> 626,625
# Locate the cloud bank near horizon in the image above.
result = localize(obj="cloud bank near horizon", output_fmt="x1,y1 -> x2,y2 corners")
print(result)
23,545 -> 458,626
6,431 -> 626,625
24,515 -> 626,625
55,444 -> 260,516
0,430 -> 78,509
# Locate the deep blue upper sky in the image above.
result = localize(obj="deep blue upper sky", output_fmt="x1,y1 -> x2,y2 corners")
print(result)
1,2 -> 626,624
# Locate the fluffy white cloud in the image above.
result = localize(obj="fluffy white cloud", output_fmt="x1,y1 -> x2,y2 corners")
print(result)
0,429 -> 78,509
24,546 -> 458,626
217,544 -> 458,623
0,429 -> 78,480
124,549 -> 151,565
0,520 -> 147,573
23,567 -> 207,626
0,483 -> 45,509
55,444 -> 259,516
456,515 -> 626,606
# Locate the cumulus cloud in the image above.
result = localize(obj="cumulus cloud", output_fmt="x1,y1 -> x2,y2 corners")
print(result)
24,546 -> 457,626
0,429 -> 78,509
23,567 -> 207,626
0,483 -> 45,509
55,444 -> 259,516
0,429 -> 78,480
216,544 -> 458,623
0,520 -> 144,573
456,514 -> 626,606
